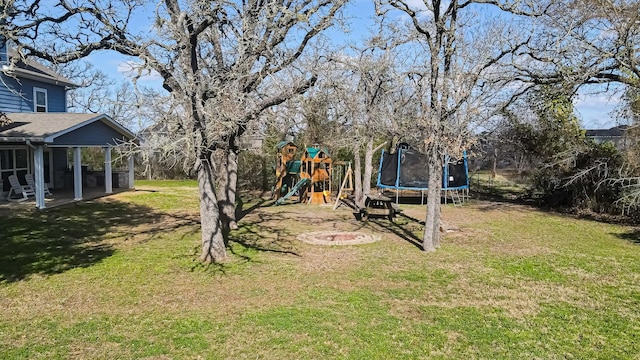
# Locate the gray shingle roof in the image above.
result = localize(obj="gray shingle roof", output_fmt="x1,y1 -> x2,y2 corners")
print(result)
3,49 -> 78,88
0,113 -> 134,143
585,125 -> 628,138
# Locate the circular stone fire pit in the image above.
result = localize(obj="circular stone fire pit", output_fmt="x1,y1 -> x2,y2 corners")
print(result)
297,231 -> 380,246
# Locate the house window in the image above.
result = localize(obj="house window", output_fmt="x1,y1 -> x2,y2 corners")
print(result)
0,44 -> 7,64
34,87 -> 48,112
0,148 -> 30,192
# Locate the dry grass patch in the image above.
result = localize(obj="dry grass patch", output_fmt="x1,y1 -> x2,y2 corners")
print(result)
297,247 -> 366,273
2,181 -> 640,359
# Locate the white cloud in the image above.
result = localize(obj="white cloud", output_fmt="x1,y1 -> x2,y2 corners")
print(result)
574,92 -> 622,129
574,91 -> 621,107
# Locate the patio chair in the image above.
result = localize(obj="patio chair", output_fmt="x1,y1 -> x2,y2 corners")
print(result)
25,173 -> 52,196
7,174 -> 35,201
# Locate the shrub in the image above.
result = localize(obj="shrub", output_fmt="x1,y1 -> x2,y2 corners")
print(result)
533,141 -> 626,214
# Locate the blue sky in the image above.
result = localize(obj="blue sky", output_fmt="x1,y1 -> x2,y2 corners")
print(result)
84,1 -> 619,130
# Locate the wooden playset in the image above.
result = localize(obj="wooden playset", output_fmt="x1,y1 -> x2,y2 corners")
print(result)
299,146 -> 332,205
272,141 -> 300,200
274,142 -> 348,206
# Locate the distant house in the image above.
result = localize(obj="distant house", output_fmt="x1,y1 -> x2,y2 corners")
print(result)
0,39 -> 136,208
585,125 -> 628,149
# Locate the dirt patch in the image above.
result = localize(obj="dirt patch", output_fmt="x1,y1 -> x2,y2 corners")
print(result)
297,231 -> 380,245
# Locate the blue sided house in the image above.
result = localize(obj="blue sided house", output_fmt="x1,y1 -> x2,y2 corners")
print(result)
0,41 -> 136,209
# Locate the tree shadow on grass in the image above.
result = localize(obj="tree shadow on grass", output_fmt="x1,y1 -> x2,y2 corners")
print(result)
612,229 -> 640,245
227,198 -> 314,261
0,200 -> 184,283
472,184 -> 530,203
226,197 -> 304,261
363,212 -> 425,250
236,197 -> 275,222
227,209 -> 302,261
229,197 -> 444,256
333,200 -> 425,250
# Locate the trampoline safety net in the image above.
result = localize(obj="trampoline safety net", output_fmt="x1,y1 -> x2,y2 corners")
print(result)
377,149 -> 468,190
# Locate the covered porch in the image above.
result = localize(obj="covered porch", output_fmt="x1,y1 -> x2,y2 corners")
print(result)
0,187 -> 132,214
0,113 -> 136,209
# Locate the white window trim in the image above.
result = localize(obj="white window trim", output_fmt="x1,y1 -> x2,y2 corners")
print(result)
33,87 -> 48,113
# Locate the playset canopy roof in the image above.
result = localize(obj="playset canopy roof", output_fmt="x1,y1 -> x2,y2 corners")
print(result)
276,140 -> 297,150
303,146 -> 330,160
286,160 -> 301,174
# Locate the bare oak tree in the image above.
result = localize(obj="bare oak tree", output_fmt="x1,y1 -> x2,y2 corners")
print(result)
375,0 -> 542,251
1,0 -> 345,262
331,41 -> 400,206
521,1 -> 640,212
521,0 -> 639,88
59,61 -> 147,130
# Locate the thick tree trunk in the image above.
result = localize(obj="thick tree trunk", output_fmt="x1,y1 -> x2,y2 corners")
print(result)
217,147 -> 239,235
423,147 -> 442,252
363,136 -> 374,197
353,145 -> 364,208
197,157 -> 227,263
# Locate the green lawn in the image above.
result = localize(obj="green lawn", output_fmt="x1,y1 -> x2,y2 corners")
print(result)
1,180 -> 639,359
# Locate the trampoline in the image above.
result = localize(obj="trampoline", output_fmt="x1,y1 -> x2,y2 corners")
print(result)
376,145 -> 469,204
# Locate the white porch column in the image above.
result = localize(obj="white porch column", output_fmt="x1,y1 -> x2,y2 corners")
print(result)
34,145 -> 46,209
48,150 -> 54,188
128,155 -> 135,189
104,146 -> 113,194
73,147 -> 83,201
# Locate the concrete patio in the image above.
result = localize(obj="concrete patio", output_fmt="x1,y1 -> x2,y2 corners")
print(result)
0,187 -> 132,214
